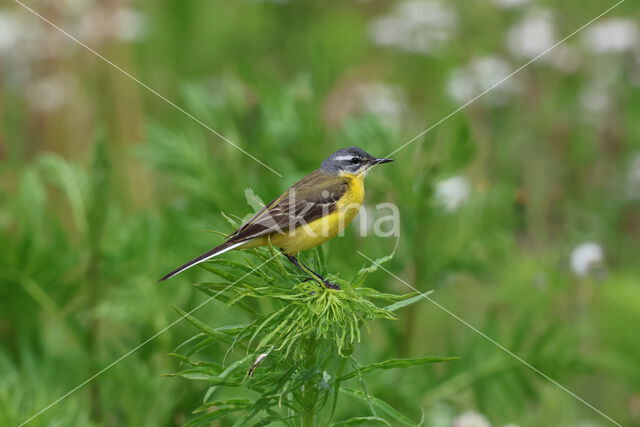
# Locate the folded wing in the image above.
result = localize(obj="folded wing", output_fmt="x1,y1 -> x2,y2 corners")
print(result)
228,170 -> 349,242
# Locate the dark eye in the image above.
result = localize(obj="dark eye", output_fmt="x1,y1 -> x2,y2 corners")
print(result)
351,157 -> 360,164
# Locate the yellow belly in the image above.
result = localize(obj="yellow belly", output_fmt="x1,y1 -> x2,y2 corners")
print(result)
243,173 -> 364,255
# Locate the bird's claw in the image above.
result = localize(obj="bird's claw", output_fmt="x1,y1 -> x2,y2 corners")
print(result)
301,276 -> 340,290
323,280 -> 340,290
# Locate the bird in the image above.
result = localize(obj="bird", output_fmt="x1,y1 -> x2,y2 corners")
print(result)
159,146 -> 393,289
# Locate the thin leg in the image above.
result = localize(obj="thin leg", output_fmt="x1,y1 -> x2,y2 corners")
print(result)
283,252 -> 340,290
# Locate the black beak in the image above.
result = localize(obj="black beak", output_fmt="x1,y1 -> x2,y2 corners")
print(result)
372,158 -> 393,165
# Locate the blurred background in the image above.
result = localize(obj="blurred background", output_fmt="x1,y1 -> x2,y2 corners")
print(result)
1,0 -> 640,425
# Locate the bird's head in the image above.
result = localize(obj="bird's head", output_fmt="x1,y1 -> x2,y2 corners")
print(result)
321,146 -> 393,176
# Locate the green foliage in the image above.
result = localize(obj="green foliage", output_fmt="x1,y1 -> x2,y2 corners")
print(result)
2,0 -> 640,425
167,248 -> 455,425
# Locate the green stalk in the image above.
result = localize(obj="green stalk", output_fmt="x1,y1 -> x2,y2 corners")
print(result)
301,336 -> 318,427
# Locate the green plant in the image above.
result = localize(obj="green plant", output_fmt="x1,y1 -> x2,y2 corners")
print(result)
166,242 -> 457,426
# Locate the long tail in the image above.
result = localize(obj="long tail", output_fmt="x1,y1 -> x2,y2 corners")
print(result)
159,240 -> 246,282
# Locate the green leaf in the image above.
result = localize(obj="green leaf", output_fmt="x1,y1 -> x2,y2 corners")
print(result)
244,187 -> 266,212
163,367 -> 241,384
253,413 -> 296,427
351,253 -> 394,287
312,246 -> 328,276
167,353 -> 223,370
185,404 -> 249,426
37,154 -> 88,235
337,356 -> 459,382
383,292 -> 431,312
202,353 -> 256,402
185,337 -> 215,358
193,398 -> 252,414
340,388 -> 416,426
332,416 -> 391,426
174,333 -> 207,353
220,211 -> 240,228
207,258 -> 261,275
194,283 -> 259,315
200,263 -> 247,282
172,306 -> 241,346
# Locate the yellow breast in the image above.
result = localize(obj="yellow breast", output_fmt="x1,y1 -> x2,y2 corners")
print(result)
269,173 -> 365,255
337,172 -> 365,209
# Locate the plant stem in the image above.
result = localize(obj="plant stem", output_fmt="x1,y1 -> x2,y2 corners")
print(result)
301,336 -> 318,427
302,407 -> 315,427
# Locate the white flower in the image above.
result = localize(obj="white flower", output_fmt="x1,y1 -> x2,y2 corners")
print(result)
446,55 -> 517,105
570,242 -> 604,277
26,73 -> 76,112
492,0 -> 529,8
434,175 -> 470,212
583,18 -> 639,53
453,411 -> 491,427
357,83 -> 406,128
113,8 -> 146,41
370,0 -> 457,55
319,371 -> 331,390
1,11 -> 70,62
579,61 -> 621,117
506,9 -> 556,59
79,7 -> 146,43
545,44 -> 582,73
579,82 -> 612,115
323,81 -> 407,128
0,12 -> 20,52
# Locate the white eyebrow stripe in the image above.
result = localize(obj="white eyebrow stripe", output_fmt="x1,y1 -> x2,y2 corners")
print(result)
334,155 -> 355,161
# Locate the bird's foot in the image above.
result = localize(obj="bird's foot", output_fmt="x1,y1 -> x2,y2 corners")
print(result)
301,276 -> 340,290
322,279 -> 340,290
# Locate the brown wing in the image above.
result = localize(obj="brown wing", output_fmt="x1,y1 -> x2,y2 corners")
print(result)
227,169 -> 348,243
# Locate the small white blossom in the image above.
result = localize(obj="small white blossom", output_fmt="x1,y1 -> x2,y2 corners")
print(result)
319,371 -> 331,390
323,81 -> 407,128
0,12 -> 20,52
434,175 -> 470,212
357,83 -> 406,128
79,7 -> 146,43
370,0 -> 457,55
579,82 -> 612,115
570,242 -> 604,277
2,9 -> 78,61
453,411 -> 491,427
506,9 -> 556,59
492,0 -> 529,8
446,55 -> 517,105
546,44 -> 582,73
583,18 -> 639,53
113,8 -> 146,41
26,73 -> 76,112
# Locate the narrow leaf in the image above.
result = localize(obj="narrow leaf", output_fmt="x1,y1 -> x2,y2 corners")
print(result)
341,387 -> 415,426
338,356 -> 459,382
332,416 -> 391,426
383,292 -> 431,312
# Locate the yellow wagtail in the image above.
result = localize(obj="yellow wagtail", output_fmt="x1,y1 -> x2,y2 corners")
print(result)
159,146 -> 393,289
